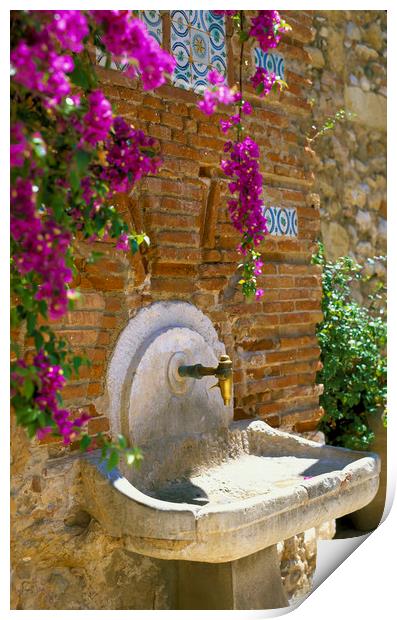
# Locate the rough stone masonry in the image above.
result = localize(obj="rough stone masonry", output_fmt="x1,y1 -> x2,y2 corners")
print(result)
306,10 -> 386,301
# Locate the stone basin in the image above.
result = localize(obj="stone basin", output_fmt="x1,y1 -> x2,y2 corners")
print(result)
82,419 -> 379,564
81,302 -> 380,609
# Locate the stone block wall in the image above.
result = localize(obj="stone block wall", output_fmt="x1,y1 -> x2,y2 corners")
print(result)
305,11 -> 386,298
11,10 -> 331,609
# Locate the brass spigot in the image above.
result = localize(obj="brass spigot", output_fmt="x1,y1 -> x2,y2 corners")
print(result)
178,354 -> 233,406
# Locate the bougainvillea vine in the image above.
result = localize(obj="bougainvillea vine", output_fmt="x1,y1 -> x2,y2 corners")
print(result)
197,10 -> 289,298
10,10 -> 173,461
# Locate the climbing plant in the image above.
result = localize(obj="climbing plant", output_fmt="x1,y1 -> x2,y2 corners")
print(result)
313,243 -> 387,450
198,10 -> 289,298
10,10 -> 289,462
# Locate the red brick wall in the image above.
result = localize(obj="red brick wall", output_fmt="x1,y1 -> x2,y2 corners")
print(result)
40,11 -> 324,454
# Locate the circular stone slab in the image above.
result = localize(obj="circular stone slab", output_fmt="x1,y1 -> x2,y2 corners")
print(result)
106,301 -> 232,442
128,327 -> 230,447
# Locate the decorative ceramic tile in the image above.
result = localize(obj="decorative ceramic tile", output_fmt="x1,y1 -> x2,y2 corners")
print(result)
171,16 -> 191,90
96,11 -> 163,73
190,29 -> 210,64
263,206 -> 298,237
254,49 -> 285,80
170,10 -> 227,91
139,10 -> 163,45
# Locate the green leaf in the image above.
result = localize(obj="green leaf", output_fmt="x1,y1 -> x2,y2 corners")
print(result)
80,435 -> 92,451
26,312 -> 36,335
34,330 -> 44,350
106,450 -> 119,471
69,56 -> 92,90
22,379 -> 35,399
73,356 -> 83,374
27,423 -> 38,438
75,149 -> 92,174
69,168 -> 80,193
117,434 -> 127,450
130,238 -> 139,254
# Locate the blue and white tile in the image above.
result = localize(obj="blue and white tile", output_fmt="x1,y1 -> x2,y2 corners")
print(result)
209,21 -> 226,62
254,49 -> 285,80
172,37 -> 190,68
171,18 -> 190,48
170,10 -> 190,36
192,63 -> 210,93
170,10 -> 228,93
263,206 -> 298,237
139,10 -> 163,45
190,29 -> 210,64
207,10 -> 225,25
189,10 -> 206,31
172,70 -> 192,90
210,54 -> 227,79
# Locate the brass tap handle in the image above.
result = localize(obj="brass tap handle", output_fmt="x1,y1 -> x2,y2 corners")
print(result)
178,354 -> 233,407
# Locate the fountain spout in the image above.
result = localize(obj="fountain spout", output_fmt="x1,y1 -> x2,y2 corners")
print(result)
178,354 -> 233,406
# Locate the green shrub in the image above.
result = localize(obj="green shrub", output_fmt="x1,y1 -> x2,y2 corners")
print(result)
313,244 -> 387,450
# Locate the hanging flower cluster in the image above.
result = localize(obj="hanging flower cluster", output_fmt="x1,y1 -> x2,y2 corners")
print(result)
198,69 -> 240,115
11,33 -> 73,107
251,68 -> 278,97
212,10 -> 290,54
197,11 -> 289,299
10,10 -> 173,454
197,76 -> 268,298
101,116 -> 161,194
249,10 -> 290,52
90,10 -> 175,89
46,10 -> 89,53
221,138 -> 267,245
221,138 -> 268,299
81,90 -> 113,146
11,178 -> 74,319
10,10 -> 89,108
219,101 -> 253,134
12,351 -> 90,444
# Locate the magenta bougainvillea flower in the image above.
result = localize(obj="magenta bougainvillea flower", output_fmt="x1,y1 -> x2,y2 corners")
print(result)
198,70 -> 239,115
90,11 -> 176,89
101,116 -> 161,194
10,123 -> 28,168
81,90 -> 113,146
221,137 -> 268,246
47,10 -> 89,52
13,351 -> 90,444
11,178 -> 74,319
251,67 -> 278,97
11,27 -> 74,107
249,10 -> 289,52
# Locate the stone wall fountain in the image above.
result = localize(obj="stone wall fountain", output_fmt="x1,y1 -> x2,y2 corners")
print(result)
81,302 -> 380,610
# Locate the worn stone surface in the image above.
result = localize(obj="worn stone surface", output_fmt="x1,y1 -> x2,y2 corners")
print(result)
10,431 -> 177,610
277,518 -> 335,600
106,302 -> 229,443
80,419 -> 380,564
178,545 -> 288,610
306,10 -> 386,298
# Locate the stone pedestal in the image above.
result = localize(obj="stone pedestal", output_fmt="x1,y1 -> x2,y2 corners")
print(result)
176,545 -> 288,610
